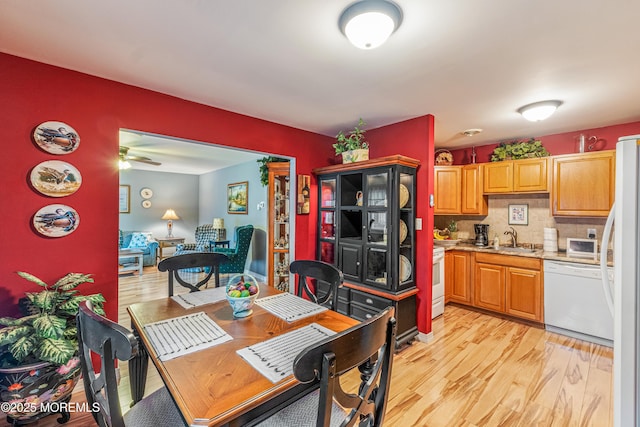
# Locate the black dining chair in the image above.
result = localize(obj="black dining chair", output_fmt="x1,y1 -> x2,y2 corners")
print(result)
291,260 -> 344,311
77,300 -> 187,427
157,252 -> 230,296
255,307 -> 397,427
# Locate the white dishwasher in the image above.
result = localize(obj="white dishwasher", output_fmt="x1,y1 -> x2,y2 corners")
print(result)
543,260 -> 613,347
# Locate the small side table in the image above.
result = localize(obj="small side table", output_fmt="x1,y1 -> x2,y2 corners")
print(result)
156,237 -> 185,260
208,239 -> 230,251
118,249 -> 144,276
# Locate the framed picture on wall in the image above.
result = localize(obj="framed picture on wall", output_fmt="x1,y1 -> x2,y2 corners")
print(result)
227,181 -> 248,214
508,204 -> 528,225
119,185 -> 130,213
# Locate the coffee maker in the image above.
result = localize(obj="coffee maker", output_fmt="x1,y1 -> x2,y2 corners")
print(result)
474,224 -> 489,246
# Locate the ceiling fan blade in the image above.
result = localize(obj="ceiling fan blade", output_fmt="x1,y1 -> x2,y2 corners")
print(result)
126,155 -> 162,166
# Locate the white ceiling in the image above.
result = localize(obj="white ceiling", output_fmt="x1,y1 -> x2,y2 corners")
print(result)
3,0 -> 640,166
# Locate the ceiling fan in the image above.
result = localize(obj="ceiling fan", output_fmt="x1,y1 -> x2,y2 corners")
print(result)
119,146 -> 161,168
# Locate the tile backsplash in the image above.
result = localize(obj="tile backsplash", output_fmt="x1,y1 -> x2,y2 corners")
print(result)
434,194 -> 610,250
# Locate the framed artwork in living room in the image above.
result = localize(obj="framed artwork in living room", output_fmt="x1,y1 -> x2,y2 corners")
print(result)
119,185 -> 130,213
228,181 -> 248,214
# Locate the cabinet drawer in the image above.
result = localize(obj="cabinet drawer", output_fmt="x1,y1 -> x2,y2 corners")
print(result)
350,289 -> 392,311
350,303 -> 381,321
316,282 -> 350,300
322,299 -> 350,316
474,252 -> 541,270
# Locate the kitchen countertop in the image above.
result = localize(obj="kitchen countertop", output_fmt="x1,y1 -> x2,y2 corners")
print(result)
442,243 -> 613,266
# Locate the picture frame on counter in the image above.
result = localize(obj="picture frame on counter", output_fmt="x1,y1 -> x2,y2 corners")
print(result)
508,204 -> 528,225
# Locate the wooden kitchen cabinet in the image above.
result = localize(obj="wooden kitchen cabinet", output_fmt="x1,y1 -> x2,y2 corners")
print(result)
434,165 -> 487,215
445,250 -> 472,304
472,252 -> 543,323
434,166 -> 461,214
551,150 -> 615,217
483,158 -> 548,194
461,165 -> 488,215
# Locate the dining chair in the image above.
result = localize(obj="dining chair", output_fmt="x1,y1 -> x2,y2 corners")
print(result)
255,307 -> 396,427
290,260 -> 344,311
77,301 -> 186,427
157,252 -> 230,296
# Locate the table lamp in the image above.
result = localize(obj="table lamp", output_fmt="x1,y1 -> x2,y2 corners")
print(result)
213,217 -> 226,240
161,209 -> 180,237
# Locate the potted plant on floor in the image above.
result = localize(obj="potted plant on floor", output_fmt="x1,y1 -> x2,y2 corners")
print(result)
333,118 -> 370,163
0,272 -> 105,425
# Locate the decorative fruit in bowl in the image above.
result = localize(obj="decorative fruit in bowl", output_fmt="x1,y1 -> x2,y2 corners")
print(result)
226,274 -> 260,318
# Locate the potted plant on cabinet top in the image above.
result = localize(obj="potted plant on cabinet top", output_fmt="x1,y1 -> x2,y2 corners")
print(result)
333,118 -> 370,163
490,138 -> 550,162
0,272 -> 105,424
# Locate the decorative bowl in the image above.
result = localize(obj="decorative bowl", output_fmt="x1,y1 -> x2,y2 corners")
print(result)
225,274 -> 260,318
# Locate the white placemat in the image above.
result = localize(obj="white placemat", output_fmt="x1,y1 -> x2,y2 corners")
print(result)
255,292 -> 328,322
144,312 -> 232,361
171,286 -> 227,309
236,323 -> 335,383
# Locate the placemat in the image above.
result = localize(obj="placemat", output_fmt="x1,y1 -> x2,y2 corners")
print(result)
171,286 -> 227,309
255,292 -> 327,322
144,311 -> 232,361
237,323 -> 335,383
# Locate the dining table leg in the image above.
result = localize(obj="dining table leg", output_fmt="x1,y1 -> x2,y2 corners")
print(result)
129,324 -> 149,406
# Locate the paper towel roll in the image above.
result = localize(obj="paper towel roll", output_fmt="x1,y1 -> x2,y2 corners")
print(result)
543,228 -> 558,252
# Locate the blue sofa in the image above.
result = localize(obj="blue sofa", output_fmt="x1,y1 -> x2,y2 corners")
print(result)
119,230 -> 159,267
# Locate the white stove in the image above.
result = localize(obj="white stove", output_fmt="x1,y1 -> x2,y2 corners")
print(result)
432,246 -> 445,318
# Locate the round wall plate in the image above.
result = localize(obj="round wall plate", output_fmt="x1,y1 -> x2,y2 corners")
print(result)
33,204 -> 80,237
142,200 -> 152,208
140,187 -> 153,199
33,121 -> 80,154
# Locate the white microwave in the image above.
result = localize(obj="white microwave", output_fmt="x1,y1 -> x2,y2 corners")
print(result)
566,238 -> 598,259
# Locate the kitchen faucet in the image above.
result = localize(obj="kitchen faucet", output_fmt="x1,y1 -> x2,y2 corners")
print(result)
504,227 -> 518,247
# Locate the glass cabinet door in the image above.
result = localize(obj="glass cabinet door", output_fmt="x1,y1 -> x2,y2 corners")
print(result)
318,177 -> 337,267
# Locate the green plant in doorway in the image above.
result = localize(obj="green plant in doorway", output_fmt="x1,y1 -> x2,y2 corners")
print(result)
258,157 -> 289,186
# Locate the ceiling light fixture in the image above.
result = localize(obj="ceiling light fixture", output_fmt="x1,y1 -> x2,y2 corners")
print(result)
118,159 -> 131,170
339,0 -> 403,49
461,128 -> 483,137
517,100 -> 563,122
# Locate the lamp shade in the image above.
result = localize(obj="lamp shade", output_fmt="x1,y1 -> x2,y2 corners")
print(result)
517,100 -> 562,122
161,209 -> 180,220
213,218 -> 225,229
339,0 -> 402,49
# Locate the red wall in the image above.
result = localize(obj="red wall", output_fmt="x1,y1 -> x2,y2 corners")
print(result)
450,122 -> 640,165
0,53 -> 334,320
368,117 -> 435,333
0,53 -> 438,334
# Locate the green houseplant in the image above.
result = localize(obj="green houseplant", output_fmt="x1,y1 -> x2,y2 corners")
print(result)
257,156 -> 289,186
333,118 -> 370,163
490,138 -> 549,162
0,272 -> 105,423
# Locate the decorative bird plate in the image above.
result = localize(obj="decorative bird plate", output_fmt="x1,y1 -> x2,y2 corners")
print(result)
33,121 -> 80,154
30,160 -> 82,197
33,204 -> 80,237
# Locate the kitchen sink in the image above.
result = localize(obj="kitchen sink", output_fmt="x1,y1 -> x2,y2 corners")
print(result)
498,246 -> 536,253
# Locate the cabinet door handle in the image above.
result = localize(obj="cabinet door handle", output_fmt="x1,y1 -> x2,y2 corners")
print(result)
366,298 -> 373,304
365,313 -> 373,319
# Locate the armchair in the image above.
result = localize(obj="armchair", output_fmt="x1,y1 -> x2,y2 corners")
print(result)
176,224 -> 221,253
119,230 -> 159,267
212,225 -> 254,274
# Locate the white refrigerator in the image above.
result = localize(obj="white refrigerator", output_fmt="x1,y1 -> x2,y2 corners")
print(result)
601,135 -> 640,426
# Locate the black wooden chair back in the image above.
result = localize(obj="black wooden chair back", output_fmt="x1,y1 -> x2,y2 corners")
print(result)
290,260 -> 343,311
77,300 -> 137,427
157,252 -> 230,296
294,307 -> 396,427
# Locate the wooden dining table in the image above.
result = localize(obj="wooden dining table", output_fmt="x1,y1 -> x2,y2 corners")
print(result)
127,284 -> 358,426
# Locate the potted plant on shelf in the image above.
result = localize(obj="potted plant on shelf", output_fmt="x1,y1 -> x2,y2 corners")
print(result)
0,272 -> 105,424
333,118 -> 370,163
448,220 -> 458,240
490,138 -> 549,162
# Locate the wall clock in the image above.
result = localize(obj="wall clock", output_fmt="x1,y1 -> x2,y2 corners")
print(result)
140,188 -> 153,199
142,200 -> 152,209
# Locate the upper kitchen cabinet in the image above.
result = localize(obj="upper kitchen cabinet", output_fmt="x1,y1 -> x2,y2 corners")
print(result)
434,164 -> 487,215
483,158 -> 548,194
434,166 -> 461,214
551,150 -> 615,217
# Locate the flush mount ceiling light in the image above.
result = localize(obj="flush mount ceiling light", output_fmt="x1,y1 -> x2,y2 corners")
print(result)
339,0 -> 403,49
517,100 -> 563,122
461,128 -> 483,137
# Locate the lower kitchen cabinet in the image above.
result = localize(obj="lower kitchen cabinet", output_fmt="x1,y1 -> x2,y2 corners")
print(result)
445,251 -> 472,304
473,252 -> 543,323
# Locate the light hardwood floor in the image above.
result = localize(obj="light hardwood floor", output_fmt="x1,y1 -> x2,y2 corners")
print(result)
8,267 -> 612,427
